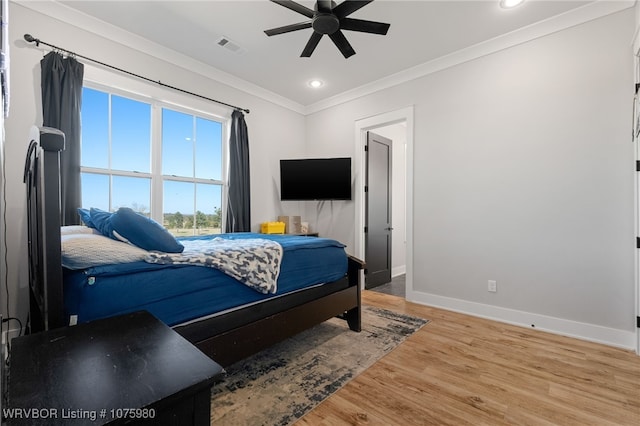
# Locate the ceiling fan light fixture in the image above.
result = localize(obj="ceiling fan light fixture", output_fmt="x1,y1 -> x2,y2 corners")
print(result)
307,79 -> 324,89
500,0 -> 525,9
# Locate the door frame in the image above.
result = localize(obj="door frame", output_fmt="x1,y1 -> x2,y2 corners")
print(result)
633,43 -> 640,355
354,106 -> 414,294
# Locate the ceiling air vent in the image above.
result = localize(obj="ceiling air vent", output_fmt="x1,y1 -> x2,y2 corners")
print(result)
215,36 -> 245,55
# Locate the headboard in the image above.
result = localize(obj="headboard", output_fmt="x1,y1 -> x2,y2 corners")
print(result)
23,126 -> 65,332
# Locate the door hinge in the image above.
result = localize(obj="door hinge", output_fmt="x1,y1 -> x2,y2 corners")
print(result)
364,145 -> 368,152
637,237 -> 640,249
635,83 -> 640,95
364,226 -> 368,233
364,186 -> 368,193
636,161 -> 640,172
637,316 -> 640,328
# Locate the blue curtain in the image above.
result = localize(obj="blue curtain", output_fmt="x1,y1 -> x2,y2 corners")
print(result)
41,51 -> 84,225
226,110 -> 251,232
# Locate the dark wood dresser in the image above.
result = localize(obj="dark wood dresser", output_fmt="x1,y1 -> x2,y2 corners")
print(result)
6,311 -> 224,425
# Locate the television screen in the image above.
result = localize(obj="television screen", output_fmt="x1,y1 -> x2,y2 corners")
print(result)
280,157 -> 351,201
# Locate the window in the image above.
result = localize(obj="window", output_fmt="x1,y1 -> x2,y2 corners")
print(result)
80,86 -> 226,236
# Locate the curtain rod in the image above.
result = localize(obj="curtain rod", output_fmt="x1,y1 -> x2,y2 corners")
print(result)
23,34 -> 250,114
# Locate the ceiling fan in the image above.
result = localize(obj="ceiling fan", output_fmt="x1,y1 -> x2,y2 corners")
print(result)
264,0 -> 390,59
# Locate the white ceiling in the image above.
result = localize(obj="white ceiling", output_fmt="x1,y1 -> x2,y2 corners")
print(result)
48,0 -> 607,110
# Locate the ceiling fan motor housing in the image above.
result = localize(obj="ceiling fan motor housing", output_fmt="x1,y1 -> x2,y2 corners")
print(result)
313,13 -> 340,35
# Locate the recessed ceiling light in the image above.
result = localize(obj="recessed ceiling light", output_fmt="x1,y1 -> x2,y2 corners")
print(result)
307,79 -> 324,89
500,0 -> 525,9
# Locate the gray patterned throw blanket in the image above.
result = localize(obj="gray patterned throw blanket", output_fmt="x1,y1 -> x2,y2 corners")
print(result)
145,238 -> 283,294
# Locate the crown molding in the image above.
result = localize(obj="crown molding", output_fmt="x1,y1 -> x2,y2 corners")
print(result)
14,0 -> 307,115
14,0 -> 635,116
304,0 -> 636,115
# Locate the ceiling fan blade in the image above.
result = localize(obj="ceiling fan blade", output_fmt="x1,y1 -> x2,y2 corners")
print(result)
301,32 -> 323,57
340,18 -> 390,35
317,0 -> 333,13
328,30 -> 356,58
264,21 -> 312,36
332,0 -> 373,19
270,0 -> 315,18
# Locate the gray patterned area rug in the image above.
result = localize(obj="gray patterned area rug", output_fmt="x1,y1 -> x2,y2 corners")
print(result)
209,305 -> 429,426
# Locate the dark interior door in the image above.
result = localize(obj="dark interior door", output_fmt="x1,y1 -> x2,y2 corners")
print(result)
365,131 -> 392,288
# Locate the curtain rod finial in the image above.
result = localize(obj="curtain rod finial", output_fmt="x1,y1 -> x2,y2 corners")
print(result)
24,34 -> 40,46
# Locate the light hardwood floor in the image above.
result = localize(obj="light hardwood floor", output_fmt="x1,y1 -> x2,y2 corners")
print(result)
296,290 -> 640,425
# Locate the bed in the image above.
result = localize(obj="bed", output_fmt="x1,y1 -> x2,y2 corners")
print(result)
24,126 -> 363,366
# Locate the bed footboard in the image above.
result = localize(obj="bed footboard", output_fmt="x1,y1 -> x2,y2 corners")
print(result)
179,255 -> 364,367
194,285 -> 359,366
344,255 -> 365,332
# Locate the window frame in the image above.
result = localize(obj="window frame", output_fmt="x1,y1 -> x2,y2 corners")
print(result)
80,81 -> 229,231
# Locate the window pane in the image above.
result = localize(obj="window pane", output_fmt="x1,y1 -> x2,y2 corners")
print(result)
195,118 -> 222,180
164,180 -> 194,236
162,109 -> 193,177
81,88 -> 109,169
112,176 -> 151,215
195,184 -> 222,235
81,173 -> 109,211
112,95 -> 151,172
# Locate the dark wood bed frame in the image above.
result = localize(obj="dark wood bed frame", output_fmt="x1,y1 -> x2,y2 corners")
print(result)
24,126 -> 364,367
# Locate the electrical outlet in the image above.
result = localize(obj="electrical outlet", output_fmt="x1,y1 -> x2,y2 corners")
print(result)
488,280 -> 497,292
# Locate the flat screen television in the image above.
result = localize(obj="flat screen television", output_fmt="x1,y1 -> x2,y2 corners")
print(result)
280,157 -> 351,200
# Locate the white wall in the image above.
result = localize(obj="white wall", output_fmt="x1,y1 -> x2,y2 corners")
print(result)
1,3 -> 306,328
306,9 -> 636,348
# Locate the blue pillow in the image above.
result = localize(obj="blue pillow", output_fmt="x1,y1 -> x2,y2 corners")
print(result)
89,208 -> 115,237
77,208 -> 95,228
110,207 -> 184,253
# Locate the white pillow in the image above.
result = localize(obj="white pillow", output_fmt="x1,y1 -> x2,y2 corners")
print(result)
61,233 -> 148,269
61,225 -> 101,235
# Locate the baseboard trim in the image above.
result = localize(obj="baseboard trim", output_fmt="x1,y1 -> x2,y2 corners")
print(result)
391,266 -> 406,278
406,290 -> 636,351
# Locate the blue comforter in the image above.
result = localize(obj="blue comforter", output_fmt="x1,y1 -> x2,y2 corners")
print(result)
64,233 -> 348,326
